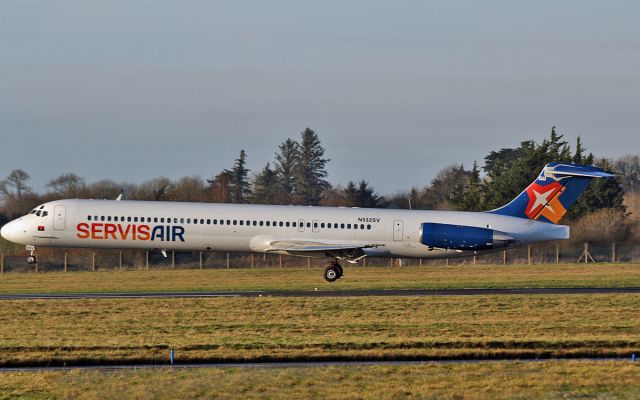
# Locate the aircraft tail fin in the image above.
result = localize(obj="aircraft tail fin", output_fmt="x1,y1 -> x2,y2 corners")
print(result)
487,162 -> 614,224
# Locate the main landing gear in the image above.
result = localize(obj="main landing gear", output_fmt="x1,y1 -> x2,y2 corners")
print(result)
323,260 -> 344,282
26,245 -> 37,264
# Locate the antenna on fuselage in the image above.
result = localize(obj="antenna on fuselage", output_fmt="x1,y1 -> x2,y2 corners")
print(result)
115,194 -> 123,201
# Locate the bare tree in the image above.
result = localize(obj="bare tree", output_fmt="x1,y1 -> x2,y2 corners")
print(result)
135,177 -> 173,201
570,208 -> 630,243
0,169 -> 32,200
46,173 -> 87,198
614,155 -> 640,193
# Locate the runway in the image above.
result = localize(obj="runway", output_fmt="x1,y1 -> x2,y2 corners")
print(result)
0,356 -> 633,373
0,287 -> 639,300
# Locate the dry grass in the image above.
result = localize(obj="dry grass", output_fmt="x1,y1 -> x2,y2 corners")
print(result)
0,294 -> 639,366
1,263 -> 640,294
1,361 -> 639,400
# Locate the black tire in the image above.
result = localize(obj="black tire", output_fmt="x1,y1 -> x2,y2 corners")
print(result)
27,256 -> 36,264
323,266 -> 339,282
335,264 -> 344,278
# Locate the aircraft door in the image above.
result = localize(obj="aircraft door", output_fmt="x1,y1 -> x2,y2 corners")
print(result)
393,220 -> 403,241
298,219 -> 305,232
53,205 -> 66,231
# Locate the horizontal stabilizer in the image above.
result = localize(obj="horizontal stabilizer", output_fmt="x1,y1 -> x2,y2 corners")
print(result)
542,163 -> 614,179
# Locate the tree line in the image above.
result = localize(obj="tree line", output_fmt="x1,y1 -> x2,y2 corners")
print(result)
2,127 -> 639,242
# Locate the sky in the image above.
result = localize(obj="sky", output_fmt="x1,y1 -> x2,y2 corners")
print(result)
1,0 -> 639,196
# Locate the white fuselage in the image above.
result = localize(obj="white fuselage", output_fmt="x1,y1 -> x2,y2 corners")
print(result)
1,199 -> 569,259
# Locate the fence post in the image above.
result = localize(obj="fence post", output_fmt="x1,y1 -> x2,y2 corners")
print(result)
556,243 -> 560,264
172,251 -> 175,269
251,253 -> 255,269
64,252 -> 68,273
92,252 -> 96,271
527,245 -> 532,265
199,252 -> 203,269
145,251 -> 149,270
611,242 -> 616,263
362,258 -> 366,268
226,252 -> 230,269
419,259 -> 423,267
1,253 -> 4,274
503,250 -> 507,265
119,251 -> 123,269
473,256 -> 477,266
307,257 -> 311,269
446,258 -> 449,266
279,255 -> 283,268
35,260 -> 38,273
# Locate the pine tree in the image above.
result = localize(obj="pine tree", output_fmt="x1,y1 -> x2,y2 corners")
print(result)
450,162 -> 484,211
294,128 -> 330,205
251,163 -> 279,204
569,158 -> 625,219
573,136 -> 584,164
273,139 -> 299,204
345,180 -> 384,208
229,150 -> 251,204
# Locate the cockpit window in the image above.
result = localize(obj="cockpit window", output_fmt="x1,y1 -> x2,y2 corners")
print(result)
30,205 -> 48,218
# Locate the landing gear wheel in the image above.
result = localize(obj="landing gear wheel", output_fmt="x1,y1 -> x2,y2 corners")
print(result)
335,264 -> 343,278
27,256 -> 37,264
324,265 -> 340,282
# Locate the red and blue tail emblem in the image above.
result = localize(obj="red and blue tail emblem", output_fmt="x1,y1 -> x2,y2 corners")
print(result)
489,163 -> 614,224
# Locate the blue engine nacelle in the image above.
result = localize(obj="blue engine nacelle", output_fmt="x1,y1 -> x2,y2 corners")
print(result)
420,222 -> 513,250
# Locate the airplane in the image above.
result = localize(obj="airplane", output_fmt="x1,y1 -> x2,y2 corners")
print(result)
0,162 -> 614,282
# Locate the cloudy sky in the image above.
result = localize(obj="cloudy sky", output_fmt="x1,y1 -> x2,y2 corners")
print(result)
1,0 -> 639,195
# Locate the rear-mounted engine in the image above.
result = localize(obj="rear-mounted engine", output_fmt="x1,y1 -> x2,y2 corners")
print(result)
420,222 -> 514,250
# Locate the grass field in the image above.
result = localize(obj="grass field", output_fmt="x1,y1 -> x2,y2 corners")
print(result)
0,263 -> 639,293
1,361 -> 639,400
1,294 -> 639,366
1,264 -> 639,398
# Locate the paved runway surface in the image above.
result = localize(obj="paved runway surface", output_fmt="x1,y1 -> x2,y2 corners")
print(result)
1,287 -> 639,300
0,357 -> 632,372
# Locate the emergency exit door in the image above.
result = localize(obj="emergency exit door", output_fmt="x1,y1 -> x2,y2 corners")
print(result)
393,220 -> 403,241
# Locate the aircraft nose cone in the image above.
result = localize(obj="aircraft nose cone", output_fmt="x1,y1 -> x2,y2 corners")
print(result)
1,220 -> 21,243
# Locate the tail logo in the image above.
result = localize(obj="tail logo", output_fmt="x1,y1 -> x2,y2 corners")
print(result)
525,182 -> 566,223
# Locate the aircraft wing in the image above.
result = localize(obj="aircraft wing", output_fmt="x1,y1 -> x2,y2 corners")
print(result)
266,240 -> 384,260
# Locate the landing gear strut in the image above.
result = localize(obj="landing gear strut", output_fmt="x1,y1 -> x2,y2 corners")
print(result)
323,260 -> 343,282
26,245 -> 37,264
